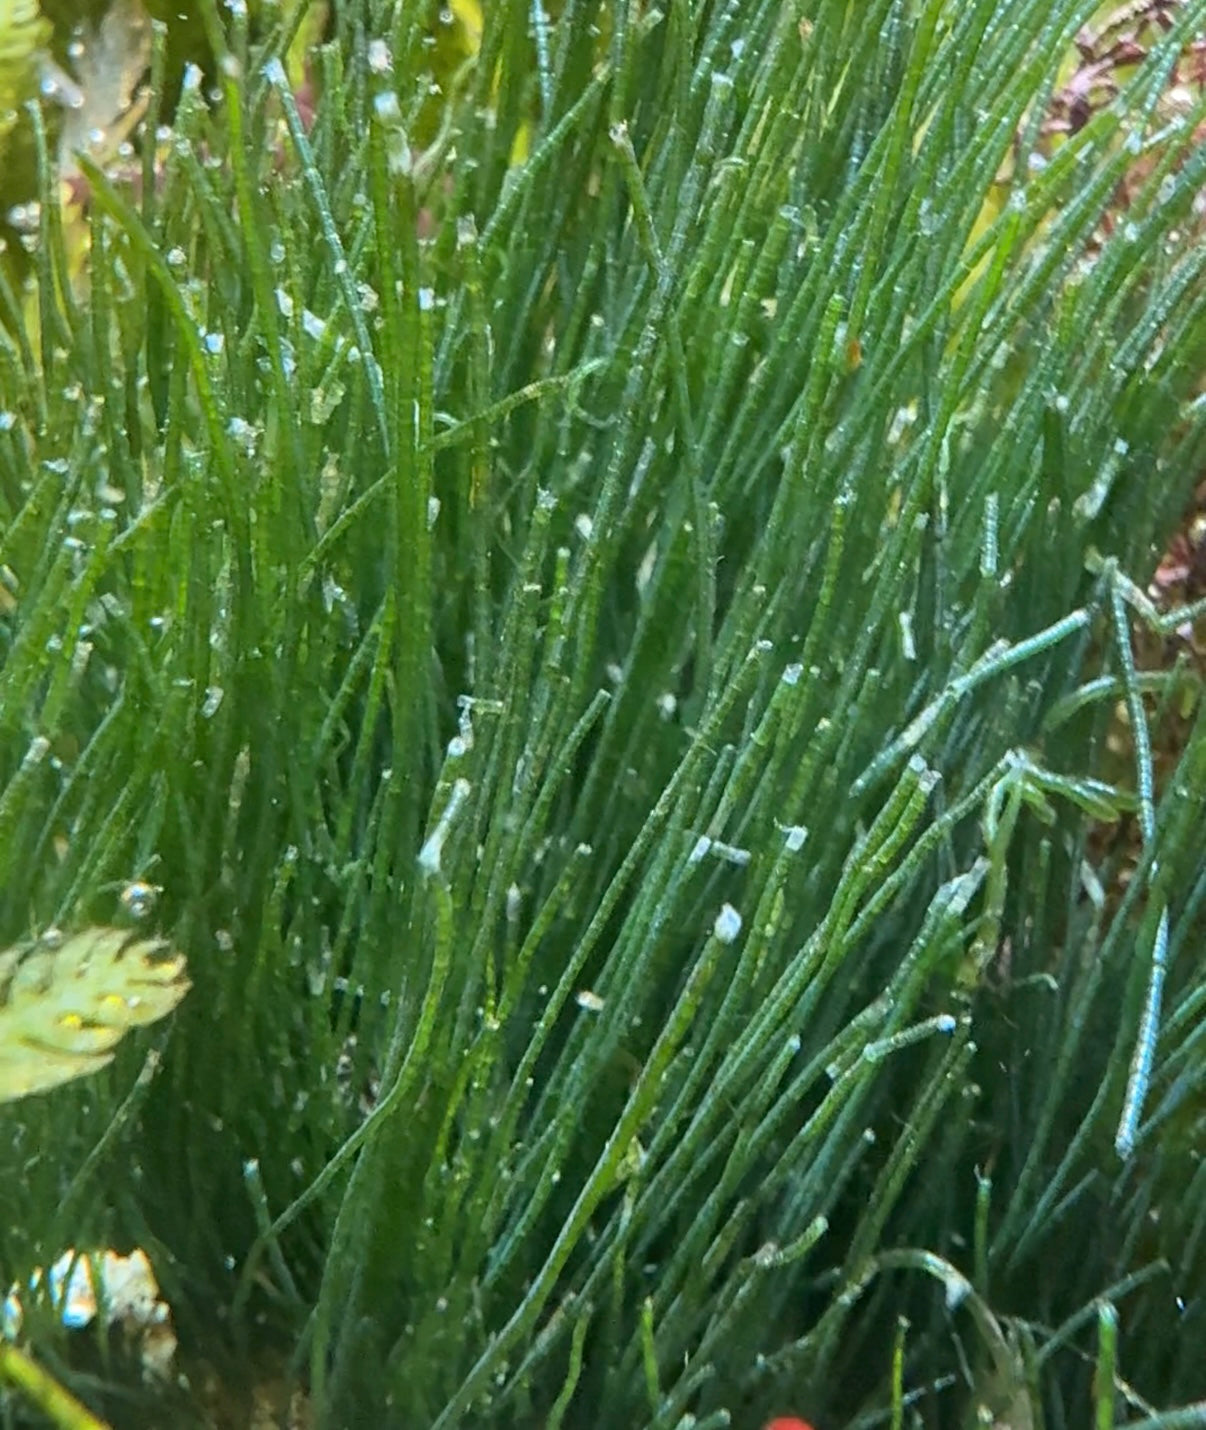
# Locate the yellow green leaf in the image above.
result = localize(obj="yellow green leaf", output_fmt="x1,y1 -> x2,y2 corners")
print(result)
0,927 -> 190,1104
0,0 -> 50,140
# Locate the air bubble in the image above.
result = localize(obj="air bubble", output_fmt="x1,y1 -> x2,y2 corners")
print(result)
374,91 -> 403,125
714,904 -> 742,943
121,882 -> 159,918
9,202 -> 40,233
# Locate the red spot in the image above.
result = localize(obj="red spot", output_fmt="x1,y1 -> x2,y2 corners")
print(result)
764,1419 -> 816,1430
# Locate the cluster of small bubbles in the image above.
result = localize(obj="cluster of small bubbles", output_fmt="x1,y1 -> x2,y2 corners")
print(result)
918,199 -> 939,236
67,638 -> 90,679
368,38 -> 392,73
656,692 -> 677,720
226,416 -> 259,455
166,247 -> 187,268
6,203 -> 40,253
308,382 -> 346,424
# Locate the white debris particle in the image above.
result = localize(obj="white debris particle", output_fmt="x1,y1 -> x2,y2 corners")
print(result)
899,610 -> 916,661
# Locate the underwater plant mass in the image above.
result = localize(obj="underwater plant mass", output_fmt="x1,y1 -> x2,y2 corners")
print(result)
1,1 -> 1206,1426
